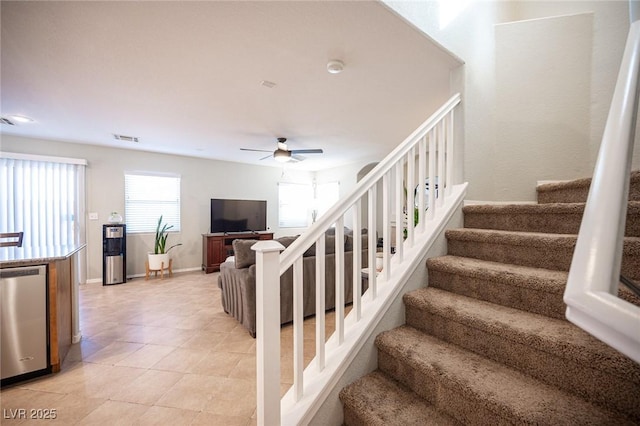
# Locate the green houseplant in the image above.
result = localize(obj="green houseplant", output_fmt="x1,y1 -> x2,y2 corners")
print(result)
148,215 -> 181,271
153,215 -> 181,254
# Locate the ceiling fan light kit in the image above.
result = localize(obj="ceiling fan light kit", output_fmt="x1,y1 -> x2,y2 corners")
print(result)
327,59 -> 345,74
241,137 -> 324,163
274,150 -> 291,162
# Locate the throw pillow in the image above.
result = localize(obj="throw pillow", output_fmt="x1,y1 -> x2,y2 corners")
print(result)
233,239 -> 258,269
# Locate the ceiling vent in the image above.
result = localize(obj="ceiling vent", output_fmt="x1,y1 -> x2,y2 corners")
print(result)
113,134 -> 139,143
0,117 -> 15,125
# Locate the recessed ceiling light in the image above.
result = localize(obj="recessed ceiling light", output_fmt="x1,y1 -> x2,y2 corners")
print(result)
10,115 -> 34,123
327,60 -> 345,74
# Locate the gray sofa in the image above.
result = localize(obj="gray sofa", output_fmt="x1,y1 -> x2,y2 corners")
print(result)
218,231 -> 369,337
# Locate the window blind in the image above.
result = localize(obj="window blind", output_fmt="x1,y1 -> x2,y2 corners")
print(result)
0,155 -> 86,259
124,173 -> 181,233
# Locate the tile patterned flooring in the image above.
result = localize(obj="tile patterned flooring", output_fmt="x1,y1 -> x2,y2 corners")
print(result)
1,271 -> 336,425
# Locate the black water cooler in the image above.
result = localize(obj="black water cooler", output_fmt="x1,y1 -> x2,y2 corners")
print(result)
103,224 -> 126,285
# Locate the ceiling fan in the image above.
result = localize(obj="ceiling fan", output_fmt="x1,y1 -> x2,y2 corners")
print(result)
240,137 -> 323,163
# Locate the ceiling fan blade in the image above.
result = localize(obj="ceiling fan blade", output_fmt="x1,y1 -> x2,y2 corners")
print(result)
259,154 -> 273,160
290,149 -> 323,154
240,148 -> 272,153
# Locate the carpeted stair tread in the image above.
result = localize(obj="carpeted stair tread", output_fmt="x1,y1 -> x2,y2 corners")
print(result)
376,326 -> 634,425
426,255 -> 567,319
404,287 -> 640,387
339,370 -> 459,426
463,201 -> 640,237
404,288 -> 640,419
536,170 -> 640,203
445,228 -> 640,279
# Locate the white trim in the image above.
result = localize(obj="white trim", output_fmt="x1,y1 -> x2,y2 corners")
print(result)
0,151 -> 87,165
84,266 -> 202,283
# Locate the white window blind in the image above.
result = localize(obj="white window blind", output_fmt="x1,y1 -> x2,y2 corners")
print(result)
0,155 -> 86,259
278,182 -> 312,228
125,173 -> 181,233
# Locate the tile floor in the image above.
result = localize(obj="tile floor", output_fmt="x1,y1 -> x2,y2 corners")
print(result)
1,271 -> 338,425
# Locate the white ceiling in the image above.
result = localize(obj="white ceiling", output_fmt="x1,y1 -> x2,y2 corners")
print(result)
1,1 -> 460,171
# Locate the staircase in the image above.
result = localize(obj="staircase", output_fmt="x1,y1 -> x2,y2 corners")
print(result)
340,172 -> 640,425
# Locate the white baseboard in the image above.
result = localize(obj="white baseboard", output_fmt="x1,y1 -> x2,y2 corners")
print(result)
83,266 -> 204,284
72,332 -> 82,344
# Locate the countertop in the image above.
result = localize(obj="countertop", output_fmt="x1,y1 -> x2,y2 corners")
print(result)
0,244 -> 86,267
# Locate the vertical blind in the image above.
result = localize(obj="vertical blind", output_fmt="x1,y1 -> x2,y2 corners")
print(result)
124,173 -> 181,233
0,154 -> 86,259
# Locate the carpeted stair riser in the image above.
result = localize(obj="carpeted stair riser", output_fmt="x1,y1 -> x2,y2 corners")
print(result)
536,170 -> 640,204
426,256 -> 567,320
339,371 -> 459,426
375,327 -> 633,425
403,288 -> 640,420
463,202 -> 640,237
445,229 -> 640,280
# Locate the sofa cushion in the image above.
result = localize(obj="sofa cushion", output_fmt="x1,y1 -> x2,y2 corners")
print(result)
304,234 -> 342,256
345,230 -> 369,252
233,239 -> 258,269
277,235 -> 298,248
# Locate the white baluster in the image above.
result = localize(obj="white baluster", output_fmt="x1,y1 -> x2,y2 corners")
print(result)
419,136 -> 427,231
368,186 -> 377,298
406,147 -> 415,247
437,120 -> 445,208
315,234 -> 326,370
293,256 -> 304,401
428,129 -> 436,220
352,199 -> 362,321
383,172 -> 391,279
446,110 -> 454,197
395,161 -> 404,264
335,216 -> 345,344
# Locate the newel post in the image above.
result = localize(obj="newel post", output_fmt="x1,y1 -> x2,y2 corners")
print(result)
252,240 -> 285,426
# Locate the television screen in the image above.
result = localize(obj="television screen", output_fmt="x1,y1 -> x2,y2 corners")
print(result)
210,199 -> 267,233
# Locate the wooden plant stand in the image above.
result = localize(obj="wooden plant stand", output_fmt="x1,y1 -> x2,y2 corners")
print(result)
145,259 -> 173,280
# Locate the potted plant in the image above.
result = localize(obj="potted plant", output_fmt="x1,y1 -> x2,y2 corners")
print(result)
147,215 -> 181,271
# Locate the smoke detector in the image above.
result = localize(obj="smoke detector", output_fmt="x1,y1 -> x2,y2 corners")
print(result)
327,60 -> 345,74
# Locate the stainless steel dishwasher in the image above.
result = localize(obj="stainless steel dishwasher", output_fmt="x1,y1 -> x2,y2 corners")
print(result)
1,265 -> 50,385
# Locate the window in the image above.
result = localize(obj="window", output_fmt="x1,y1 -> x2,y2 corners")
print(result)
0,153 -> 86,259
125,173 -> 181,233
278,182 -> 312,228
278,181 -> 340,228
315,181 -> 340,219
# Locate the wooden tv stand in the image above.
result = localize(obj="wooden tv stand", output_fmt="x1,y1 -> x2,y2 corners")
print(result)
202,232 -> 274,273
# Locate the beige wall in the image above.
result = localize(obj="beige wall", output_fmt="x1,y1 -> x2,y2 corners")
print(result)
2,135 -> 312,282
495,13 -> 593,200
385,0 -> 639,201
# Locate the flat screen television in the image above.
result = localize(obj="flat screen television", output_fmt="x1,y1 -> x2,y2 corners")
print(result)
210,198 -> 267,233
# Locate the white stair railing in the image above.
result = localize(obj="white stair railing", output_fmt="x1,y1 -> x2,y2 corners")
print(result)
564,19 -> 640,362
253,93 -> 466,425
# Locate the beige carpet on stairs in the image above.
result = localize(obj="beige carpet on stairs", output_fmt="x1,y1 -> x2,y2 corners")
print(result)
339,172 -> 640,425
